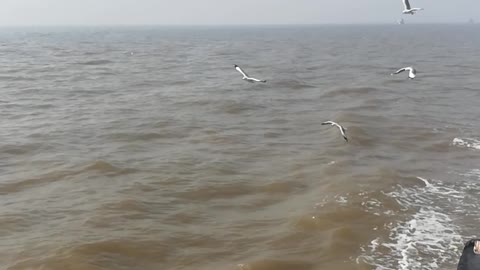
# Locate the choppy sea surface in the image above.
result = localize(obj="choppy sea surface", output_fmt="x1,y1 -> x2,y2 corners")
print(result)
0,25 -> 479,270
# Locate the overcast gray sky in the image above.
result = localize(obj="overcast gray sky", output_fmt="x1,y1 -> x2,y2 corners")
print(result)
0,0 -> 477,26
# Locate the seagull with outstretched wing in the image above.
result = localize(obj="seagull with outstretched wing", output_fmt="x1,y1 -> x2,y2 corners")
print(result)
402,0 -> 424,15
391,66 -> 417,79
322,121 -> 348,142
234,65 -> 267,83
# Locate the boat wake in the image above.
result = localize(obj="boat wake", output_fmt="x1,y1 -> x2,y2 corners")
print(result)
358,177 -> 475,270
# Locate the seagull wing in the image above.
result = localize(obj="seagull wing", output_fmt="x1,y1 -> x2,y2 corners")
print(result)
338,125 -> 348,142
235,65 -> 249,78
323,121 -> 348,142
410,8 -> 423,11
403,0 -> 411,10
249,77 -> 267,83
392,67 -> 407,75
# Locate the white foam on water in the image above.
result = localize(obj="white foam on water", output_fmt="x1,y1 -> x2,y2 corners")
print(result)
460,169 -> 480,179
370,238 -> 380,253
237,264 -> 251,270
335,195 -> 348,205
453,138 -> 480,150
358,177 -> 467,270
416,176 -> 434,189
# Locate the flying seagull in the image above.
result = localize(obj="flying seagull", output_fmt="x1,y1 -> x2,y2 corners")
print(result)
402,0 -> 424,15
322,121 -> 348,142
234,65 -> 266,83
391,67 -> 417,79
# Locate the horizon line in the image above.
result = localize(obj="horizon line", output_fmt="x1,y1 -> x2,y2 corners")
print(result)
0,21 -> 475,28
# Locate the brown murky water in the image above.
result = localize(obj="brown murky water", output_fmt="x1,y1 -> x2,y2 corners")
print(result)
1,25 -> 479,270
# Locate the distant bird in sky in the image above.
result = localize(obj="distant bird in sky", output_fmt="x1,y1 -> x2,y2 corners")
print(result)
402,0 -> 424,15
391,67 -> 417,79
234,65 -> 267,83
322,121 -> 348,142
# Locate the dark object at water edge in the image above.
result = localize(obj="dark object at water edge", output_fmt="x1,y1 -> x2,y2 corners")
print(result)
458,239 -> 480,270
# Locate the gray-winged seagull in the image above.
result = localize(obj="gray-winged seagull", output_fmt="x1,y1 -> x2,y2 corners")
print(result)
234,65 -> 267,83
391,67 -> 417,79
402,0 -> 424,15
322,121 -> 348,142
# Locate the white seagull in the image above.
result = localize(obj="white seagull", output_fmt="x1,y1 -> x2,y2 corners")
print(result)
402,0 -> 424,15
322,121 -> 348,142
391,67 -> 417,79
234,65 -> 266,83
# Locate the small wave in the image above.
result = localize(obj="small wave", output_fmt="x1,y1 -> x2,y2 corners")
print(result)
237,259 -> 313,270
0,214 -> 33,233
106,131 -> 186,141
218,102 -> 266,115
173,183 -> 256,202
259,180 -> 307,195
0,169 -> 77,195
167,80 -> 192,86
321,87 -> 380,98
82,51 -> 103,56
108,198 -> 147,210
85,199 -> 151,227
460,169 -> 480,179
83,160 -> 137,175
97,71 -> 116,76
0,161 -> 136,195
77,60 -> 113,66
8,239 -> 170,269
453,138 -> 480,150
0,143 -> 42,155
74,239 -> 169,261
275,80 -> 316,90
0,75 -> 37,81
